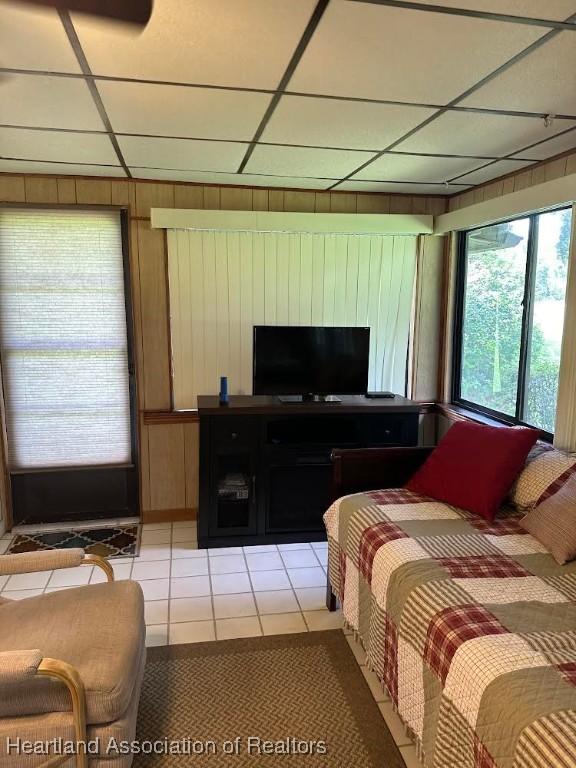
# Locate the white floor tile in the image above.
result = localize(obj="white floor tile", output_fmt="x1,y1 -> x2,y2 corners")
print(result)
144,600 -> 169,625
170,596 -> 213,622
261,612 -> 307,636
169,620 -> 215,645
138,544 -> 172,562
346,635 -> 367,666
294,587 -> 326,611
216,616 -> 262,640
311,541 -> 328,551
208,546 -> 244,557
142,522 -> 171,531
0,539 -> 11,554
48,566 -> 93,588
5,571 -> 52,591
132,560 -> 170,581
280,549 -> 320,569
211,572 -> 252,595
172,520 -> 196,529
44,586 -> 70,593
246,552 -> 284,571
0,575 -> 9,591
287,567 -> 326,588
171,558 -> 209,578
208,555 -> 246,575
378,703 -> 412,747
249,569 -> 292,592
314,548 -> 328,566
172,527 -> 197,543
0,588 -> 43,600
277,542 -> 312,551
303,610 -> 343,631
172,542 -> 201,559
243,544 -> 277,554
141,528 -> 171,545
91,562 -> 132,583
255,589 -> 300,615
145,624 -> 168,647
170,575 -> 211,598
138,579 -> 170,601
213,592 -> 257,619
361,666 -> 389,703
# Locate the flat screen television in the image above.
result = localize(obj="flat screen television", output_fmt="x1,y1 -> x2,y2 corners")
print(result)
253,326 -> 370,398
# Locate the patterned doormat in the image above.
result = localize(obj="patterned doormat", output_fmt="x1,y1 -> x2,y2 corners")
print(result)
136,631 -> 407,767
6,524 -> 140,559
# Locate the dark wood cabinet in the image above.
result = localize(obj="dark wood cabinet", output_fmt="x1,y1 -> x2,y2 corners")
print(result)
198,395 -> 420,548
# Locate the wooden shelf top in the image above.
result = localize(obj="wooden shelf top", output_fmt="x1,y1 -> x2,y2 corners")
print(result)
197,394 -> 423,416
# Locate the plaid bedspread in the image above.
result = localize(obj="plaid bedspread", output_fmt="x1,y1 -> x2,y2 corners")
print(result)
324,489 -> 576,768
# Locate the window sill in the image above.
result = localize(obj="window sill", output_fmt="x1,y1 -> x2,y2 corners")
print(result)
439,404 -> 553,443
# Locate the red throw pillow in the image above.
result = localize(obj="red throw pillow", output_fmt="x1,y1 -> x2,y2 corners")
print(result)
406,421 -> 539,520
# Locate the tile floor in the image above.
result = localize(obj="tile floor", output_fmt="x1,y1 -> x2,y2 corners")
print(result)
0,520 -> 420,766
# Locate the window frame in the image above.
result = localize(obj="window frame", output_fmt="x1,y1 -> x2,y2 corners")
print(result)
451,206 -> 571,441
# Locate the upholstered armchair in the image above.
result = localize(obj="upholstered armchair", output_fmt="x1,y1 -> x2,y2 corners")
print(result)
0,549 -> 146,768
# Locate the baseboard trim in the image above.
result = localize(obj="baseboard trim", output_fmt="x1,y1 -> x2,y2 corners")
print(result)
142,508 -> 197,524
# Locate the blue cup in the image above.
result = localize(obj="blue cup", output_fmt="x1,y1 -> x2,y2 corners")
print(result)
219,376 -> 229,405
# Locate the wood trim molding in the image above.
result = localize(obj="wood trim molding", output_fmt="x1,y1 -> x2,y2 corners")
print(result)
150,208 -> 434,234
143,409 -> 200,425
142,507 -> 197,524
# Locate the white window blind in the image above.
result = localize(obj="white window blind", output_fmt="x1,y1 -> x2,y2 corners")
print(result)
0,209 -> 132,470
168,229 -> 417,409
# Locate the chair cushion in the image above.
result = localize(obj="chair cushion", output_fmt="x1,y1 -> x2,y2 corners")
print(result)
0,580 -> 145,725
406,420 -> 539,520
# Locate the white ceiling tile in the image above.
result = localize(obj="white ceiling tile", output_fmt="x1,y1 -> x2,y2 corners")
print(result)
289,2 -> 543,103
73,0 -> 316,88
353,153 -> 499,183
337,180 -> 464,194
395,111 -> 576,156
0,74 -> 104,130
0,2 -> 81,73
461,33 -> 576,115
262,95 -> 435,150
244,145 -> 374,179
509,127 -> 576,160
452,159 -> 535,184
130,168 -> 331,189
118,136 -> 246,173
409,0 -> 576,20
98,81 -> 270,141
0,127 -> 118,165
0,159 -> 123,176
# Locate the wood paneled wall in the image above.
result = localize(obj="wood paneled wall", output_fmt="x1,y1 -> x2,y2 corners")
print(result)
0,172 -> 447,526
448,150 -> 576,212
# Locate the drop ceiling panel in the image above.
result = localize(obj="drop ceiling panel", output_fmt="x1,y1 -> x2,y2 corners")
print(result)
0,75 -> 105,130
98,81 -> 271,141
353,153 -> 500,182
0,159 -> 123,176
73,0 -> 316,88
407,0 -> 576,19
337,180 -> 464,194
452,158 -> 534,184
245,145 -> 377,178
461,33 -> 576,115
130,168 -> 331,188
510,127 -> 576,160
262,95 -> 435,150
289,3 -> 543,103
118,136 -> 246,173
0,2 -> 81,73
395,111 -> 576,156
0,127 -> 118,166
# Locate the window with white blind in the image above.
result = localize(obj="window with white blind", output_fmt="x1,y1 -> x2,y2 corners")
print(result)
0,209 -> 132,470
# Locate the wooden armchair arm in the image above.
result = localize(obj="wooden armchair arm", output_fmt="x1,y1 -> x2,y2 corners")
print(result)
331,446 -> 434,500
0,549 -> 114,582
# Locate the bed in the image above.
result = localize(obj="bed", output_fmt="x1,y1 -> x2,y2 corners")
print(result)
325,447 -> 576,768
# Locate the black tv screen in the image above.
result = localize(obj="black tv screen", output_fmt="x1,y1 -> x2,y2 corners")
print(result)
253,326 -> 370,396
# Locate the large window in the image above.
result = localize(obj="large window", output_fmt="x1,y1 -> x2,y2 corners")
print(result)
0,209 -> 133,469
453,207 -> 572,437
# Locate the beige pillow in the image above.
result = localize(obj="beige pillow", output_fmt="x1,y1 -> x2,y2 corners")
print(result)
510,445 -> 576,511
520,473 -> 576,564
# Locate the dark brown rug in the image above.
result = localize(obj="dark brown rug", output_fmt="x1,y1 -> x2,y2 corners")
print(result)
136,630 -> 406,767
6,525 -> 140,558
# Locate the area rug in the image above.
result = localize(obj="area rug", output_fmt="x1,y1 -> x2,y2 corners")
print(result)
136,630 -> 406,767
6,525 -> 140,558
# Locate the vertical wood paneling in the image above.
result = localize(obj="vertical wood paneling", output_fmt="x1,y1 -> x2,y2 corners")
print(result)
174,184 -> 204,209
76,179 -> 111,205
169,230 -> 417,408
57,178 -> 76,204
0,176 -> 25,202
135,182 -> 175,217
184,422 -> 200,511
148,423 -> 186,510
25,177 -> 57,203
